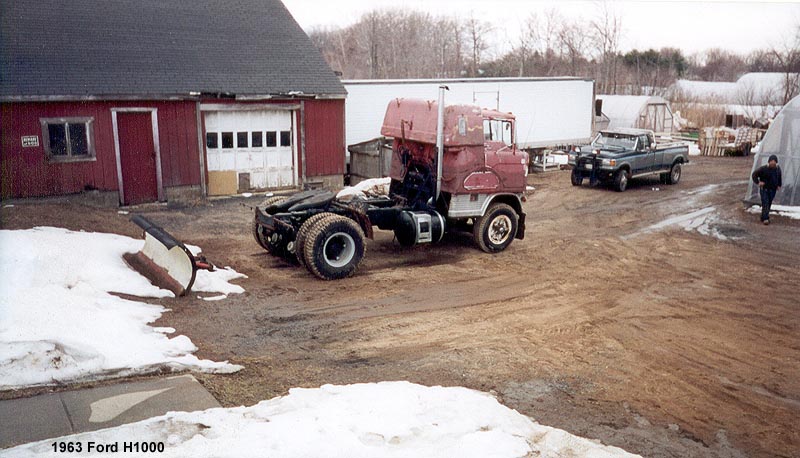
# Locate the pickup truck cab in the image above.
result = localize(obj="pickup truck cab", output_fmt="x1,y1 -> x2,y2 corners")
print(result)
569,128 -> 689,192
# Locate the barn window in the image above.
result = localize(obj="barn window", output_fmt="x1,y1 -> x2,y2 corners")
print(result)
221,132 -> 234,149
206,132 -> 219,149
237,132 -> 248,148
40,117 -> 95,162
280,131 -> 291,147
251,131 -> 263,147
266,131 -> 277,147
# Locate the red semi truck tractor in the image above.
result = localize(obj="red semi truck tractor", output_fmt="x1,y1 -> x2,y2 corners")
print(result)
254,88 -> 529,280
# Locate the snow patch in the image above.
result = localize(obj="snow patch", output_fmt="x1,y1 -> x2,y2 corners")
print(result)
337,177 -> 391,201
747,205 -> 800,220
685,142 -> 701,156
629,207 -> 731,241
3,382 -> 639,458
0,227 -> 243,389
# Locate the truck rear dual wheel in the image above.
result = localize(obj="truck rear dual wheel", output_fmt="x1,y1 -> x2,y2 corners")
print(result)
473,203 -> 518,253
303,215 -> 366,280
295,212 -> 337,268
252,196 -> 286,252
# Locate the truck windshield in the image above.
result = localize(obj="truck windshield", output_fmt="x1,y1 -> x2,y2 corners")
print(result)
592,133 -> 637,150
484,119 -> 513,147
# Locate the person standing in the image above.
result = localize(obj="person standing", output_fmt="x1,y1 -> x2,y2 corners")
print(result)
751,154 -> 782,225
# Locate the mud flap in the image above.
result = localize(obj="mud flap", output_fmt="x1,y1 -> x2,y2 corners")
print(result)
124,215 -> 196,297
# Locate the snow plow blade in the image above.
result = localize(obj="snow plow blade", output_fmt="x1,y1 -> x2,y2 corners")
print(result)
124,215 -> 196,297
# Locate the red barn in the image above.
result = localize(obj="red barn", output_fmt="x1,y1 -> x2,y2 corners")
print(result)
1,0 -> 346,205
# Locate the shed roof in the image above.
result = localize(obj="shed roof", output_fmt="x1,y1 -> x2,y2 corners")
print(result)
0,0 -> 346,100
597,95 -> 670,129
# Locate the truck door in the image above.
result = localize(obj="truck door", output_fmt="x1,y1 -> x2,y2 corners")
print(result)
639,134 -> 656,172
631,135 -> 649,173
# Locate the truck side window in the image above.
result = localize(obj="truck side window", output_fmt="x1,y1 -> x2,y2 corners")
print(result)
638,135 -> 648,151
483,119 -> 512,146
483,119 -> 493,141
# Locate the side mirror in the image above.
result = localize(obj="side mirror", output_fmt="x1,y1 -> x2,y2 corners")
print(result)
650,142 -> 656,150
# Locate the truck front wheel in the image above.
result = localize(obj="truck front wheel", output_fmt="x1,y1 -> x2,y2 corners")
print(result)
571,168 -> 583,186
303,215 -> 366,280
473,203 -> 518,253
613,169 -> 629,192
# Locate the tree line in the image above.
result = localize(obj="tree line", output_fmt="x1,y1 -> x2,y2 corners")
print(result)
309,7 -> 800,101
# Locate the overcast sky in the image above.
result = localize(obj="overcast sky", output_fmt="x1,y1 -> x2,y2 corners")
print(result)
281,0 -> 800,56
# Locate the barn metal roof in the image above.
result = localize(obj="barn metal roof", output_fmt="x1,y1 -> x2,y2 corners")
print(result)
0,0 -> 346,101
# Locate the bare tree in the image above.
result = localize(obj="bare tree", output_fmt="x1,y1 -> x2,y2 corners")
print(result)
590,1 -> 623,94
770,23 -> 800,104
465,14 -> 493,77
557,21 -> 590,76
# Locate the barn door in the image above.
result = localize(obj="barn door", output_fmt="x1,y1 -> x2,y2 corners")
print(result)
204,109 -> 295,193
113,109 -> 162,205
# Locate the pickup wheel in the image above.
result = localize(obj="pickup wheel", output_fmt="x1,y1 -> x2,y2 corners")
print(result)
613,169 -> 629,192
571,168 -> 583,186
474,203 -> 518,253
666,163 -> 682,185
304,215 -> 366,280
252,196 -> 286,252
295,212 -> 337,267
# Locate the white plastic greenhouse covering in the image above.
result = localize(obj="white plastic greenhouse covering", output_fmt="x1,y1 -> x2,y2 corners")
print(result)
745,95 -> 800,207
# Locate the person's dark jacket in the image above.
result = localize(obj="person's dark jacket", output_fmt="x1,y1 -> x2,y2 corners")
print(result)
752,165 -> 782,191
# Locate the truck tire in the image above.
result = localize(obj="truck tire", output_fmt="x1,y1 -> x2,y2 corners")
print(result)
295,212 -> 337,268
613,169 -> 629,192
252,196 -> 286,252
473,203 -> 518,253
303,215 -> 366,280
571,168 -> 583,186
666,163 -> 682,185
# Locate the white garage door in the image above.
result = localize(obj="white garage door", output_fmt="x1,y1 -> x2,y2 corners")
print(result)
204,110 -> 296,189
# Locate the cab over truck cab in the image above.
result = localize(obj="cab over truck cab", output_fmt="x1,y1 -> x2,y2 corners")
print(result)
569,128 -> 689,192
253,94 -> 529,280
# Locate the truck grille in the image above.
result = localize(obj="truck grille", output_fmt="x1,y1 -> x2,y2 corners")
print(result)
577,157 -> 598,170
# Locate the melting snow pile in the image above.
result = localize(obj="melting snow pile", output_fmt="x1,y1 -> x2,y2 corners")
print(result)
0,227 -> 243,389
4,381 -> 639,458
630,207 -> 729,240
747,204 -> 800,220
337,177 -> 391,201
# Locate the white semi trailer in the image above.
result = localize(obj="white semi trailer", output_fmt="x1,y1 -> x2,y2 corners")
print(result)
344,77 -> 596,151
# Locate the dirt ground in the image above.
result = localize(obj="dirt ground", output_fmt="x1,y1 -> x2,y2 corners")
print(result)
2,156 -> 798,458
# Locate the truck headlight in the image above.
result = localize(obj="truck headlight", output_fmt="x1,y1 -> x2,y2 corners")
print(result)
601,159 -> 616,167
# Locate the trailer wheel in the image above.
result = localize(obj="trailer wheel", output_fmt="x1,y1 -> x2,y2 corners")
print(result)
613,169 -> 629,192
252,196 -> 286,252
666,163 -> 682,185
571,168 -> 583,186
295,212 -> 337,267
304,216 -> 366,280
473,203 -> 518,253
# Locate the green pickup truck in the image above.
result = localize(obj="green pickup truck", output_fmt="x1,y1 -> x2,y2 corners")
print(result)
568,128 -> 689,192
